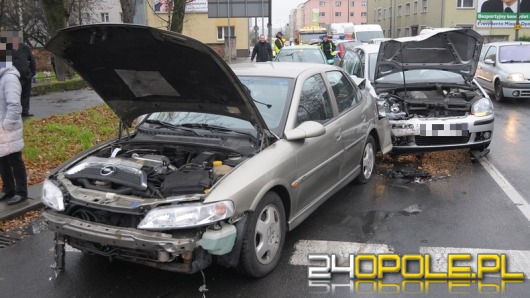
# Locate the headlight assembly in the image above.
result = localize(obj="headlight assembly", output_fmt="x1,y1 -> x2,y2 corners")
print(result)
41,179 -> 65,211
472,97 -> 494,117
138,200 -> 235,230
507,73 -> 525,82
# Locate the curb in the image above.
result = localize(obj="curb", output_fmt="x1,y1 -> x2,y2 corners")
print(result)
0,184 -> 43,221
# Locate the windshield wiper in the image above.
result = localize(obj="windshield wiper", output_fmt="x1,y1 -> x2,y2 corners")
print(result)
143,119 -> 200,136
180,123 -> 257,139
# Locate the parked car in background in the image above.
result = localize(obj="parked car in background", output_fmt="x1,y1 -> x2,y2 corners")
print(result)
340,29 -> 494,153
274,45 -> 328,64
475,41 -> 530,102
368,38 -> 391,45
43,24 -> 392,278
334,39 -> 362,59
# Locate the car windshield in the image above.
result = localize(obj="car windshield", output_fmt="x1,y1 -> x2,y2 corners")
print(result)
239,76 -> 293,135
375,69 -> 465,84
275,49 -> 325,64
300,33 -> 325,44
143,77 -> 293,137
355,31 -> 384,43
499,45 -> 530,63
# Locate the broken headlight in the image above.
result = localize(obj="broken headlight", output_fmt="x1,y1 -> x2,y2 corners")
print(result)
41,179 -> 65,211
138,200 -> 235,230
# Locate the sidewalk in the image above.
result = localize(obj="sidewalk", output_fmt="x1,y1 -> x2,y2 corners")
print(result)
1,89 -> 104,220
0,58 -> 251,221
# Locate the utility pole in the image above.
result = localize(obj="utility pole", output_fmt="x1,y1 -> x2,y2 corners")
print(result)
515,0 -> 521,41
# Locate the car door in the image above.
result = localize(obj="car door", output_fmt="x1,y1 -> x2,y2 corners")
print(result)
476,45 -> 497,91
324,70 -> 366,179
339,50 -> 363,78
292,73 -> 343,215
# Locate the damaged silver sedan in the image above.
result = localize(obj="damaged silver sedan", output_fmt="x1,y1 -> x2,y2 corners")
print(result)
42,24 -> 392,278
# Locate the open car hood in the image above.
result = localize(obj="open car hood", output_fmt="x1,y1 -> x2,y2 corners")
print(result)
45,24 -> 268,131
374,28 -> 483,83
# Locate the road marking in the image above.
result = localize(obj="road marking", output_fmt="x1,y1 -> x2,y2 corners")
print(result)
420,246 -> 530,279
290,240 -> 530,279
479,157 -> 530,222
289,240 -> 394,267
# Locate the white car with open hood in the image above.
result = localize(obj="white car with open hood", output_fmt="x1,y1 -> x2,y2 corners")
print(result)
370,29 -> 494,153
42,24 -> 392,278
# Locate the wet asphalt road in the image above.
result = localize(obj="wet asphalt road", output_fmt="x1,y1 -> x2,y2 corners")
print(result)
1,93 -> 530,297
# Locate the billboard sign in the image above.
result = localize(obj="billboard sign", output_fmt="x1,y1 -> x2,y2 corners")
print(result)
476,0 -> 530,28
208,0 -> 270,18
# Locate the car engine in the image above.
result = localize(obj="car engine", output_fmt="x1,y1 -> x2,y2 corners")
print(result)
378,87 -> 482,120
64,144 -> 245,199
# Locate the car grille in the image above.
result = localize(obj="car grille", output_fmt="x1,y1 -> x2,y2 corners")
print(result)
521,90 -> 530,97
415,135 -> 470,146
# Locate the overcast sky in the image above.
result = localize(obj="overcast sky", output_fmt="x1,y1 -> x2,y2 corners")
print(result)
272,0 -> 305,26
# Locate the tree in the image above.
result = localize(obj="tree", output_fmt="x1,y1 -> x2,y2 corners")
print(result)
119,0 -> 135,23
147,0 -> 195,33
0,0 -> 50,47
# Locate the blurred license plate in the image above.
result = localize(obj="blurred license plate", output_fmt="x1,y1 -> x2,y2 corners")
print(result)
419,123 -> 469,136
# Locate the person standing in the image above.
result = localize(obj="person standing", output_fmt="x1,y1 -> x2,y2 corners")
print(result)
0,33 -> 29,205
320,35 -> 337,62
12,31 -> 36,118
251,34 -> 273,62
273,32 -> 285,56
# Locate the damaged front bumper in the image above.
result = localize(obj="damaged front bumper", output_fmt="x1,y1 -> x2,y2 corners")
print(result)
44,210 -> 243,273
390,115 -> 494,152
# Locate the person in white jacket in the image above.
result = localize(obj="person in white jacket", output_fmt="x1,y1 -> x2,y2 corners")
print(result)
0,45 -> 28,205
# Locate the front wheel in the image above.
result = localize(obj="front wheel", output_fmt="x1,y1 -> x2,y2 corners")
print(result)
494,80 -> 505,102
236,192 -> 286,278
355,135 -> 376,184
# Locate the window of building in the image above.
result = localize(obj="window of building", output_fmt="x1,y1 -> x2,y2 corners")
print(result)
377,8 -> 382,20
405,27 -> 410,36
374,10 -> 377,21
397,28 -> 401,37
336,1 -> 341,7
389,7 -> 393,18
335,12 -> 342,17
217,26 -> 235,40
361,0 -> 367,7
398,5 -> 402,16
320,12 -> 326,16
405,3 -> 411,15
361,12 -> 367,17
350,1 -> 355,7
350,12 -> 354,17
413,1 -> 418,14
100,13 -> 109,22
422,0 -> 428,12
457,0 -> 473,8
320,1 -> 326,7
383,8 -> 386,19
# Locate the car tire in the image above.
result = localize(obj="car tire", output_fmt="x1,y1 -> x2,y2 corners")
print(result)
355,135 -> 376,184
494,80 -> 505,102
236,191 -> 286,278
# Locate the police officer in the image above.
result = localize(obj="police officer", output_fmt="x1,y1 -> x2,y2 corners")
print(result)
320,35 -> 337,62
273,32 -> 285,56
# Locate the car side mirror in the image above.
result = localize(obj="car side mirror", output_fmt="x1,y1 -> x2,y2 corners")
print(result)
484,58 -> 495,65
284,121 -> 326,141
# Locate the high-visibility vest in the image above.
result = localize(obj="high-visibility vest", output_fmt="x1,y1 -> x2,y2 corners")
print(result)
273,38 -> 284,54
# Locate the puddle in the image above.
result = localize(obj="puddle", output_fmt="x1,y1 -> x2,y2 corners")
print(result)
347,204 -> 424,237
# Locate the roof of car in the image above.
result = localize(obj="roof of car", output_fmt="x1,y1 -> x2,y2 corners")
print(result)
351,44 -> 380,53
484,41 -> 530,46
231,62 -> 336,78
283,45 -> 321,49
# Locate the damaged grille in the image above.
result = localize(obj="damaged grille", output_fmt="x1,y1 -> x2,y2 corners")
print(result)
0,234 -> 21,248
415,135 -> 470,146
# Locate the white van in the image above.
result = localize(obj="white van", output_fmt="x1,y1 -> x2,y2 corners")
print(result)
352,24 -> 384,43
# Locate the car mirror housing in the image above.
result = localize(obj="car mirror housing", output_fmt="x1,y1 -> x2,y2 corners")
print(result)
284,121 -> 326,140
484,58 -> 495,65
